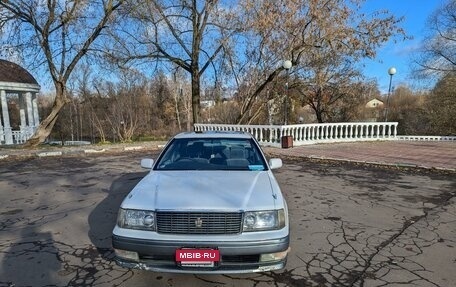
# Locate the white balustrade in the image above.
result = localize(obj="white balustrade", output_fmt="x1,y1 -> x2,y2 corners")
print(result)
194,122 -> 399,147
11,127 -> 35,144
0,126 -> 35,145
2,122 -> 453,146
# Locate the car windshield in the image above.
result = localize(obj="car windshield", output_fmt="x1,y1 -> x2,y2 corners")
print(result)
155,137 -> 267,171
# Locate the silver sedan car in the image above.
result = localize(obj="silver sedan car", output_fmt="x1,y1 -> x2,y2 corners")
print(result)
112,131 -> 289,274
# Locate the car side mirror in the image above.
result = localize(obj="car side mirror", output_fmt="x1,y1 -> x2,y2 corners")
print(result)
140,158 -> 154,169
269,158 -> 282,170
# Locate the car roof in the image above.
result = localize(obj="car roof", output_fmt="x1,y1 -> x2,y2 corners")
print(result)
173,131 -> 252,139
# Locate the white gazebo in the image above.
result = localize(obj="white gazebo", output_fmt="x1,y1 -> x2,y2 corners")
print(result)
0,59 -> 41,145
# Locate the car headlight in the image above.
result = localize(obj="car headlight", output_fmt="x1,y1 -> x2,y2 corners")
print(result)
117,208 -> 156,231
243,209 -> 285,232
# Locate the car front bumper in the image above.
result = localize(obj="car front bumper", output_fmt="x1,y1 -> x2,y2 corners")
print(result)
112,235 -> 289,274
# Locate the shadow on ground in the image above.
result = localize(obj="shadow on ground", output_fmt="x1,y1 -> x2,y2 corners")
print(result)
88,171 -> 147,254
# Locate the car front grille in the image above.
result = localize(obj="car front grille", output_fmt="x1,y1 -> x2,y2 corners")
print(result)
156,212 -> 242,235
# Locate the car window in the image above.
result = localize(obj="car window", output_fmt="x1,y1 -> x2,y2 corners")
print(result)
155,138 -> 267,171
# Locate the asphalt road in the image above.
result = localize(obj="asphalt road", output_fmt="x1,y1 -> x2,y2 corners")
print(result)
0,152 -> 455,287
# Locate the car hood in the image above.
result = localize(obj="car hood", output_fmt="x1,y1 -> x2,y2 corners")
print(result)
121,170 -> 278,211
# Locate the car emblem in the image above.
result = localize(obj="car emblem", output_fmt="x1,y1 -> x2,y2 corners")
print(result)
195,218 -> 203,228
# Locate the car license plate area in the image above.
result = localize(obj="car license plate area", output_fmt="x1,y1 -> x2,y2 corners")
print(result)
176,249 -> 220,268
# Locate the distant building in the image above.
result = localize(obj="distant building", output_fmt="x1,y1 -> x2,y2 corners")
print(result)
364,98 -> 385,122
201,100 -> 216,108
365,98 -> 384,108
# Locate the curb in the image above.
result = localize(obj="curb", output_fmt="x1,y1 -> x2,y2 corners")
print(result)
37,151 -> 63,157
124,146 -> 144,151
84,149 -> 106,154
0,142 -> 166,161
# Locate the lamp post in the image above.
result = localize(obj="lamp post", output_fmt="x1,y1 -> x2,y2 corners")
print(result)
282,60 -> 292,125
385,67 -> 396,122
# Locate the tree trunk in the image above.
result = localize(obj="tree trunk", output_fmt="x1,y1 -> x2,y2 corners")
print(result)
186,93 -> 192,131
174,92 -> 181,130
23,85 -> 68,147
314,88 -> 324,123
191,68 -> 201,124
314,104 -> 325,123
316,111 -> 324,123
236,68 -> 281,124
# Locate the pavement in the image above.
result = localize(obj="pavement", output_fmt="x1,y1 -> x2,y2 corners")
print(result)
1,140 -> 455,171
1,143 -> 455,286
265,141 -> 456,171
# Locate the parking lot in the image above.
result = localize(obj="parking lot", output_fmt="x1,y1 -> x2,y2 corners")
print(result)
1,151 -> 455,286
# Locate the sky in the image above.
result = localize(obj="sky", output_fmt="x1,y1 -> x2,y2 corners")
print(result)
360,0 -> 443,93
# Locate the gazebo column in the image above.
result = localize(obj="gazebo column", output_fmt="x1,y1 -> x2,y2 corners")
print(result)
20,109 -> 27,129
19,93 -> 27,130
1,90 -> 13,144
32,94 -> 40,130
19,109 -> 27,144
25,92 -> 34,128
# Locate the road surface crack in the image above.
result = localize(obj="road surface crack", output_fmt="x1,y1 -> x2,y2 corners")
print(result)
348,190 -> 456,286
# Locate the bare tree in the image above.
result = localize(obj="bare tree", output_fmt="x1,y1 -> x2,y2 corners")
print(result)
414,0 -> 456,77
229,0 -> 405,124
425,74 -> 456,135
384,86 -> 428,135
92,70 -> 148,143
109,0 -> 236,124
296,48 -> 362,123
0,0 -> 124,146
88,99 -> 108,143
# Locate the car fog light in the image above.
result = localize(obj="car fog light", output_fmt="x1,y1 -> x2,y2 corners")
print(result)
260,247 -> 290,262
143,214 -> 154,227
114,249 -> 139,261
